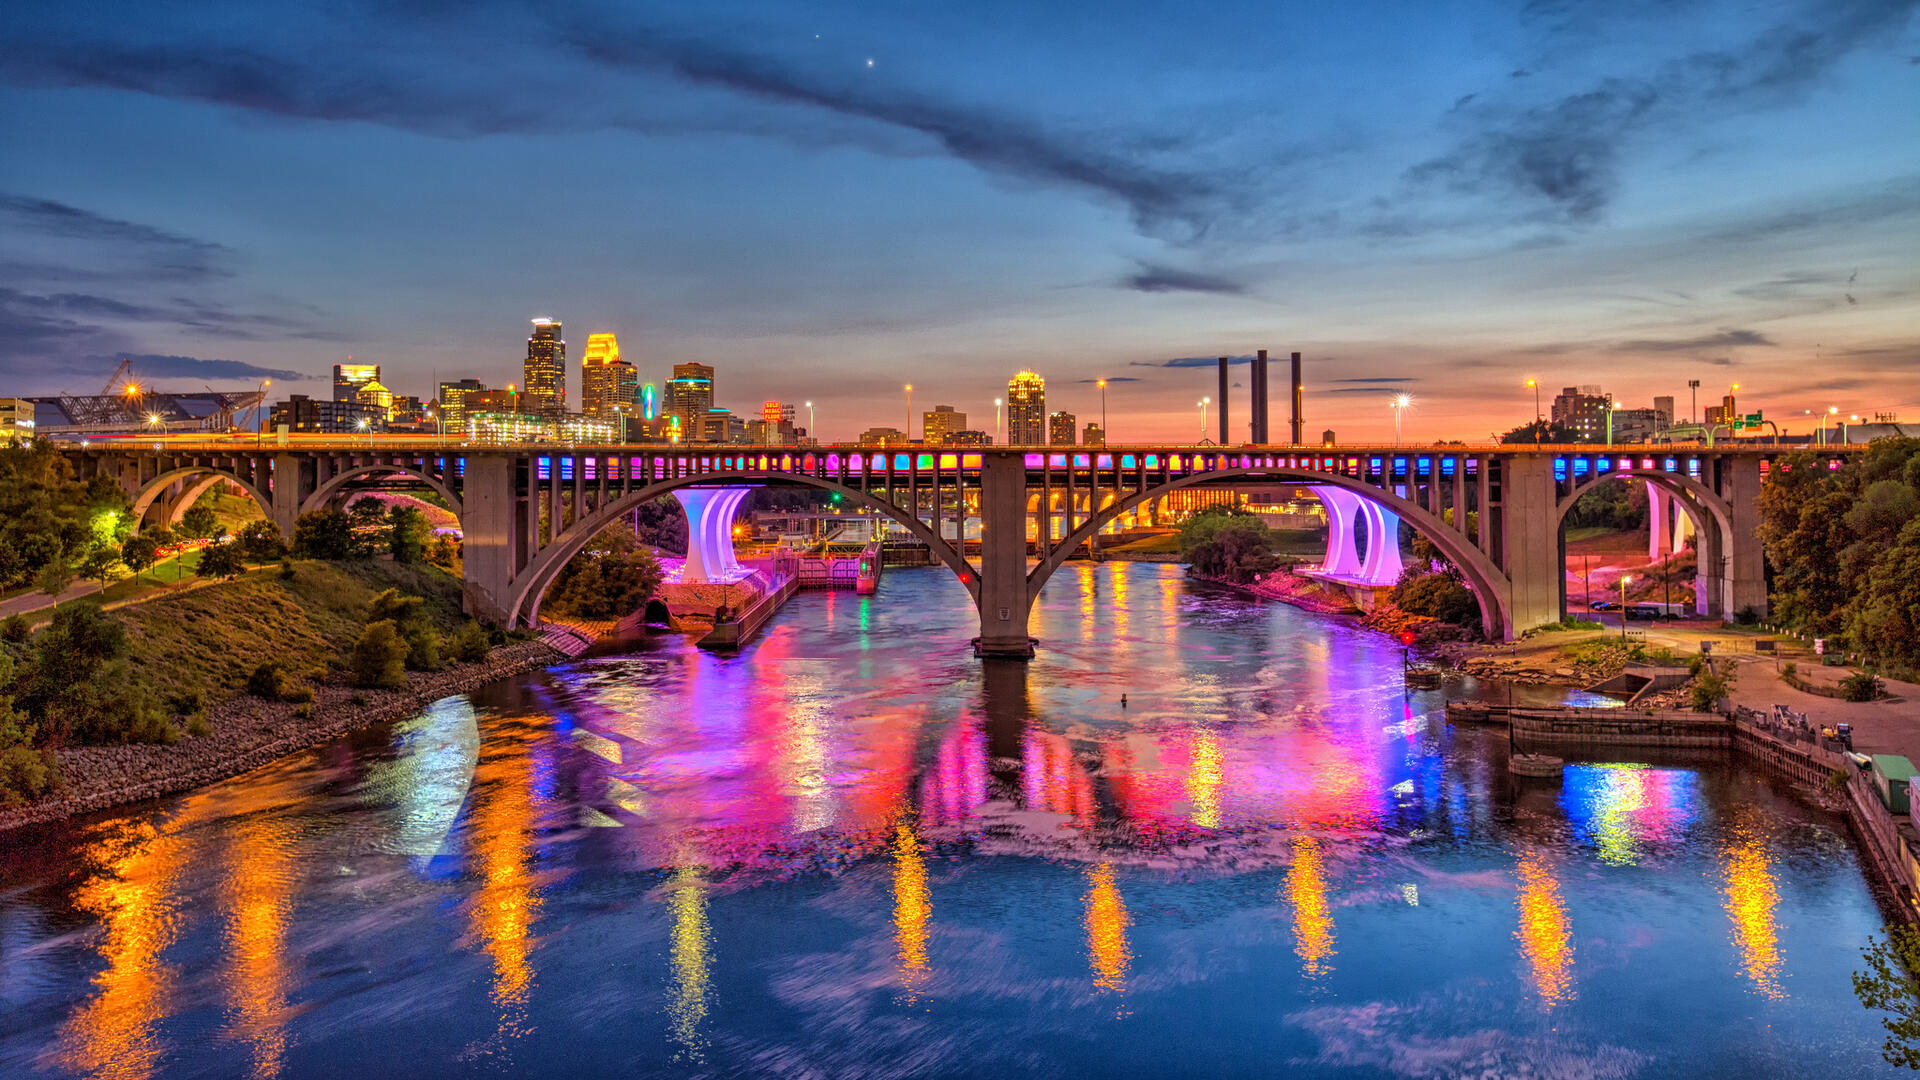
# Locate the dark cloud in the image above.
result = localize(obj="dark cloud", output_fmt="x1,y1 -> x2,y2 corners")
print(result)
1120,263 -> 1245,294
1701,177 -> 1920,245
1615,329 -> 1775,352
1329,377 -> 1419,384
1075,376 -> 1142,383
0,192 -> 230,279
1410,0 -> 1915,222
1131,355 -> 1258,369
102,353 -> 309,381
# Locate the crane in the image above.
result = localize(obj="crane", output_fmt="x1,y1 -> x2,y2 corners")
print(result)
100,357 -> 140,399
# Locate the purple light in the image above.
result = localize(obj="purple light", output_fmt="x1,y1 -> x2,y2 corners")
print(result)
673,486 -> 753,584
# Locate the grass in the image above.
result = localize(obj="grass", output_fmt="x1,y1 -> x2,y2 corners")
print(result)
1564,526 -> 1644,553
110,559 -> 468,709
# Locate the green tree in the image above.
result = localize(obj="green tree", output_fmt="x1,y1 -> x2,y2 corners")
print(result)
77,543 -> 120,588
0,439 -> 97,591
121,532 -> 161,576
1501,420 -> 1581,444
177,503 -> 220,540
291,508 -> 356,560
351,619 -> 409,688
543,525 -> 668,617
15,606 -> 173,746
1857,925 -> 1920,1070
36,557 -> 74,598
0,648 -> 57,807
449,620 -> 491,662
1178,508 -> 1283,584
348,496 -> 389,530
235,519 -> 286,561
367,588 -> 442,670
1392,571 -> 1480,626
387,505 -> 433,564
195,540 -> 245,579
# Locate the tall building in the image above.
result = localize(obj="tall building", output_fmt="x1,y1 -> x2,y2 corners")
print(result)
354,379 -> 395,420
271,394 -> 387,434
1082,422 -> 1105,446
522,318 -> 566,419
667,363 -> 715,434
950,429 -> 991,446
438,378 -> 487,434
1007,370 -> 1046,445
1551,385 -> 1609,441
333,361 -> 379,403
1652,396 -> 1675,428
579,333 -> 639,433
751,401 -> 797,444
1,398 -> 34,444
858,426 -> 907,446
1048,411 -> 1078,446
923,405 -> 967,445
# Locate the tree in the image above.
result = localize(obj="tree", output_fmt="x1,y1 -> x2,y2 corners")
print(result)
387,505 -> 433,564
15,606 -> 173,746
368,588 -> 442,670
0,439 -> 98,591
177,503 -> 220,540
348,496 -> 389,530
196,540 -> 245,579
1500,420 -> 1581,444
1392,571 -> 1480,626
1857,925 -> 1920,1069
449,620 -> 491,662
36,557 -> 74,598
543,525 -> 667,618
1179,508 -> 1283,584
121,532 -> 161,576
78,544 -> 119,588
291,508 -> 356,560
235,520 -> 286,561
351,619 -> 409,688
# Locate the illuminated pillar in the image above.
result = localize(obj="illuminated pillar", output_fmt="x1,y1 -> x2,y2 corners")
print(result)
673,486 -> 752,584
1311,486 -> 1363,577
1357,499 -> 1404,586
1647,484 -> 1668,560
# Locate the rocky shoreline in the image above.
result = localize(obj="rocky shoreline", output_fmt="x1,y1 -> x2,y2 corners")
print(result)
0,639 -> 563,833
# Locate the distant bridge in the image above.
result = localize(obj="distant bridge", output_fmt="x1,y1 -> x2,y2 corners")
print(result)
61,439 -> 1856,657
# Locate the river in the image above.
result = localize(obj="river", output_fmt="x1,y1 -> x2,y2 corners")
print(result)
0,563 -> 1896,1078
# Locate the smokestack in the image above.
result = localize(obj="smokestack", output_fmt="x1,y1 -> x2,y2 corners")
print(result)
1252,349 -> 1269,444
1217,357 -> 1229,445
1289,351 -> 1303,445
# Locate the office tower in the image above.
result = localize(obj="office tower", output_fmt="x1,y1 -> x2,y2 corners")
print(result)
333,361 -> 380,403
922,404 -> 967,445
667,363 -> 715,433
522,318 -> 566,419
1082,422 -> 1105,446
1551,385 -> 1610,441
270,394 -> 387,434
580,333 -> 635,421
1048,411 -> 1077,445
1007,370 -> 1046,444
1653,395 -> 1675,428
354,378 -> 394,419
438,378 -> 486,434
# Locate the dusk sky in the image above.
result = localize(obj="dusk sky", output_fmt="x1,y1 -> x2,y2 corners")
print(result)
3,0 -> 1915,442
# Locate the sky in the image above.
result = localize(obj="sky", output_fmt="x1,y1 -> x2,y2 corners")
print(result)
1,0 -> 1916,442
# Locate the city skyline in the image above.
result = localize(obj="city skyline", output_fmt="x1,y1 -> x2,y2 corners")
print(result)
1,1 -> 1915,442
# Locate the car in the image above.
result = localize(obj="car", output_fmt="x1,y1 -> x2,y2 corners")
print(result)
1588,600 -> 1618,611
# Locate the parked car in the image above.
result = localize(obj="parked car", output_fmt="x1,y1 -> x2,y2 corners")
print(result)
1589,600 -> 1618,611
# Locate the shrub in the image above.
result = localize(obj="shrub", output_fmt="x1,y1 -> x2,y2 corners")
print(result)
195,540 -> 245,579
1688,655 -> 1707,677
236,520 -> 286,561
247,661 -> 286,699
351,619 -> 408,689
15,607 -> 177,746
404,627 -> 443,672
449,621 -> 491,662
185,713 -> 213,738
0,740 -> 55,807
291,509 -> 356,560
1691,673 -> 1729,712
387,505 -> 433,564
1842,671 -> 1884,702
1782,662 -> 1798,679
293,702 -> 313,720
1391,572 -> 1480,627
279,559 -> 296,580
0,614 -> 28,643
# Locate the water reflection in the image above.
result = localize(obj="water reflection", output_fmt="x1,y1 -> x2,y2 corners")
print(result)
665,866 -> 711,1061
468,741 -> 541,1041
892,824 -> 931,1001
1284,837 -> 1334,980
1186,732 -> 1223,829
220,818 -> 297,1079
1514,850 -> 1574,1009
1722,812 -> 1786,999
1084,861 -> 1131,996
1562,763 -> 1700,867
57,820 -> 183,1080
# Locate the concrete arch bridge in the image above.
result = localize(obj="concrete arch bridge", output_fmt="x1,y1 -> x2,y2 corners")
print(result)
64,441 -> 1849,657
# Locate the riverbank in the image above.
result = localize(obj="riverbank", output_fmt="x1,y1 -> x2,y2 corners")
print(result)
0,639 -> 561,833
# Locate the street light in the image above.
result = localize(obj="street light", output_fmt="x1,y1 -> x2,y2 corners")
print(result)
1605,398 -> 1617,446
1618,574 -> 1632,639
804,400 -> 815,443
1097,378 -> 1108,443
357,416 -> 371,446
1525,379 -> 1540,442
1391,393 -> 1412,446
904,384 -> 913,442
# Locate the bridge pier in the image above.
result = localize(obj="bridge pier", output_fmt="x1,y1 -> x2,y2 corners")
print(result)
460,455 -> 520,625
1499,455 -> 1562,636
976,453 -> 1036,658
1723,457 -> 1768,619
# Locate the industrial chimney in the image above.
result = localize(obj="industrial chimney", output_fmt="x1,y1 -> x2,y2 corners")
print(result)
1216,357 -> 1229,445
1252,349 -> 1269,444
1290,351 -> 1303,445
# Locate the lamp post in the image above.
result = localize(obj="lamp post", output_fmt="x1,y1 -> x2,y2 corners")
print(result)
1097,378 -> 1108,443
1605,399 -> 1615,446
1391,393 -> 1411,447
357,416 -> 371,447
1618,574 -> 1632,640
1198,397 -> 1210,442
1688,379 -> 1701,424
804,400 -> 815,443
1526,379 -> 1540,442
904,384 -> 913,442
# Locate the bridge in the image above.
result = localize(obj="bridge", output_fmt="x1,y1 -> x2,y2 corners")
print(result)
61,439 -> 1856,657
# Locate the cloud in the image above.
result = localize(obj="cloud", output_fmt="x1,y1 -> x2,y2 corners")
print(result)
1615,329 -> 1775,352
1075,376 -> 1142,383
1408,0 -> 1916,222
1329,377 -> 1419,384
1119,262 -> 1245,294
1132,355 -> 1259,368
0,192 -> 230,279
103,353 -> 309,381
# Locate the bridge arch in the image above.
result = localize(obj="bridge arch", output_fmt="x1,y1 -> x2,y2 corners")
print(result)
1553,466 -> 1734,617
1032,467 -> 1512,638
504,470 -> 980,628
301,463 -> 464,519
130,466 -> 272,529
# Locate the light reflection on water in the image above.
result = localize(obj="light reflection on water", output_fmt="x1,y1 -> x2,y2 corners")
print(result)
0,563 -> 1899,1079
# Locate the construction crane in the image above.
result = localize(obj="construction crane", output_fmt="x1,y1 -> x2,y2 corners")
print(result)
99,357 -> 141,399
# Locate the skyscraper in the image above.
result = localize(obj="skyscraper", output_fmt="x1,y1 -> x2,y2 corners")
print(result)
667,363 -> 715,436
1007,371 -> 1045,445
1048,411 -> 1077,445
333,361 -> 379,403
438,378 -> 486,434
580,332 -> 638,432
923,405 -> 967,445
523,318 -> 566,419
